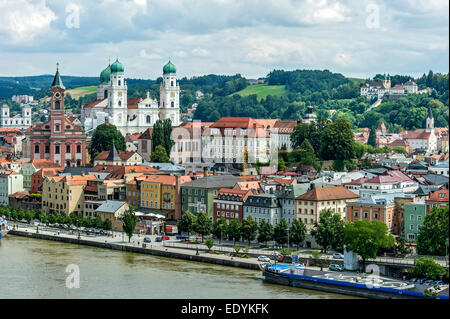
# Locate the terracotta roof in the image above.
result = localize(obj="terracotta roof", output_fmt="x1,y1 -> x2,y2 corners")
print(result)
91,165 -> 159,179
84,99 -> 105,108
141,174 -> 176,186
207,117 -> 270,138
126,132 -> 141,142
94,150 -> 137,161
254,119 -> 278,130
29,159 -> 62,169
234,181 -> 261,191
404,130 -> 432,140
296,186 -> 359,201
364,170 -> 412,184
215,188 -> 252,201
138,128 -> 153,140
8,190 -> 30,199
428,189 -> 449,202
387,139 -> 408,148
127,97 -> 143,109
273,120 -> 298,132
344,177 -> 370,186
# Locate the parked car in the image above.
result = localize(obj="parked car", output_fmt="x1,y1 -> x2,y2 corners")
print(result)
257,256 -> 271,262
54,223 -> 60,228
156,237 -> 163,242
143,237 -> 152,243
329,264 -> 344,271
424,280 -> 435,285
163,236 -> 169,240
271,252 -> 284,260
434,280 -> 445,286
332,253 -> 344,259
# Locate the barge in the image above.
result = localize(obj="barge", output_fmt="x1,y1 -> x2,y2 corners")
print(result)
261,263 -> 449,299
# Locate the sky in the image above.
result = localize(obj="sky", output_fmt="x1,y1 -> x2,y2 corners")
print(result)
0,0 -> 448,80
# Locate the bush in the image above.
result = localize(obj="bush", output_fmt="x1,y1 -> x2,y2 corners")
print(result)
411,257 -> 447,280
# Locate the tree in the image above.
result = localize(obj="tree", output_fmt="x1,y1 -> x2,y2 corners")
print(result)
392,146 -> 407,154
227,219 -> 242,245
290,218 -> 307,249
122,206 -> 138,243
298,139 -> 318,167
411,257 -> 446,280
152,119 -> 174,156
311,251 -> 324,270
150,145 -> 170,163
204,238 -> 214,252
344,220 -> 395,272
257,219 -> 274,246
193,211 -> 212,242
212,218 -> 228,244
368,127 -> 377,148
241,216 -> 258,246
393,237 -> 410,256
89,123 -> 126,161
417,206 -> 449,256
95,215 -> 103,229
178,210 -> 197,240
321,118 -> 355,161
103,218 -> 112,230
273,218 -> 289,246
310,208 -> 345,253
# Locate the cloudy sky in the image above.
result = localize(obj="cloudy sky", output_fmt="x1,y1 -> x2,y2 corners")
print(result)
0,0 -> 448,79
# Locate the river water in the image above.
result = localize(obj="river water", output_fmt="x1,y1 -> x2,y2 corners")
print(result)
0,235 -> 351,299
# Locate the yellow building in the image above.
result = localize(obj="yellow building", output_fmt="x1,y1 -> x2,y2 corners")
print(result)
42,175 -> 96,216
96,200 -> 129,231
140,175 -> 176,212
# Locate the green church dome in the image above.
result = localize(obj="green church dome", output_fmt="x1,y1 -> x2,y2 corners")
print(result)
163,60 -> 176,75
99,64 -> 111,84
111,59 -> 124,74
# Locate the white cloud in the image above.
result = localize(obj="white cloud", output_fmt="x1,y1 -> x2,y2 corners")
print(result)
192,48 -> 209,57
0,0 -> 57,44
139,49 -> 161,59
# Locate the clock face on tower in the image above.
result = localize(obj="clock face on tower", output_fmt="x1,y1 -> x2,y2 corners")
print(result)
118,92 -> 122,97
53,92 -> 61,99
170,92 -> 175,98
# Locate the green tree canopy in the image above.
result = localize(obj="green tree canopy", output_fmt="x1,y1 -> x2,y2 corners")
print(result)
152,119 -> 174,156
344,220 -> 395,271
122,206 -> 138,243
212,217 -> 228,243
227,219 -> 242,244
241,216 -> 258,246
367,127 -> 377,148
89,123 -> 126,161
321,118 -> 355,161
273,218 -> 289,246
178,210 -> 197,240
417,206 -> 449,256
411,257 -> 447,280
289,218 -> 307,249
150,145 -> 170,163
257,219 -> 274,245
193,211 -> 212,242
310,208 -> 345,253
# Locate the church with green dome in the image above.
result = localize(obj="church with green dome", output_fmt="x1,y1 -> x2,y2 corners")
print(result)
81,59 -> 180,136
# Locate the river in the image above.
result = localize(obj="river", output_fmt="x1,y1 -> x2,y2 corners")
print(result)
0,235 -> 352,299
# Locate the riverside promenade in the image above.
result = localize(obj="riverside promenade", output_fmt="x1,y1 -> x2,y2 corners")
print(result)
7,223 -> 262,271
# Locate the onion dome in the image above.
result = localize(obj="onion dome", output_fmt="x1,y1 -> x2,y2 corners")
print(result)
163,60 -> 176,75
111,59 -> 124,74
99,64 -> 111,84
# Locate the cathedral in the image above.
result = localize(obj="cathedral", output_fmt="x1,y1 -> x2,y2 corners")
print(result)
81,59 -> 180,136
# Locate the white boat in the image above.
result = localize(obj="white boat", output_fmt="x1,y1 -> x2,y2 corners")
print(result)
0,217 -> 10,238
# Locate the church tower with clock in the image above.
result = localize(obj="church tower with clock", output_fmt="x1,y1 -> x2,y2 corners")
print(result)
26,64 -> 87,167
159,60 -> 180,126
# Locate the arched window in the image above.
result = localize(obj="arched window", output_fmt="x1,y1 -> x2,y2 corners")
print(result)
146,115 -> 151,124
118,80 -> 121,86
104,90 -> 108,99
171,81 -> 174,87
55,101 -> 60,109
171,101 -> 174,108
118,100 -> 122,107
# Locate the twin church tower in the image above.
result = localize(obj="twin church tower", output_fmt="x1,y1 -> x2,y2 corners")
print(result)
81,59 -> 180,136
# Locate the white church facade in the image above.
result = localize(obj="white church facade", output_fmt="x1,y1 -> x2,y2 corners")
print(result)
81,59 -> 180,136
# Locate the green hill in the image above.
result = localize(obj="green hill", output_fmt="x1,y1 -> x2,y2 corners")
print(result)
231,84 -> 287,100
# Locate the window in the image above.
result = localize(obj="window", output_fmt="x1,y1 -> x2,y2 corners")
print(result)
410,214 -> 414,221
55,145 -> 60,154
408,234 -> 415,240
77,145 -> 81,153
45,145 -> 50,153
146,115 -> 151,124
171,101 -> 174,108
34,145 -> 39,153
364,212 -> 368,218
417,215 -> 422,221
66,145 -> 71,153
354,212 -> 358,217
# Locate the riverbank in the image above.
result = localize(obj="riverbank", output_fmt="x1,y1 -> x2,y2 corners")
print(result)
8,227 -> 261,271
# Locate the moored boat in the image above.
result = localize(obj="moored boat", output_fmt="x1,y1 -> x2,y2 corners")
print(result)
0,217 -> 10,238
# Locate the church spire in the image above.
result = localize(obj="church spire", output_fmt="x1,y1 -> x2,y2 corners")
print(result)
51,62 -> 65,89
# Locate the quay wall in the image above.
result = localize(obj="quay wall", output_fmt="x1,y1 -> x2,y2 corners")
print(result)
8,230 -> 260,270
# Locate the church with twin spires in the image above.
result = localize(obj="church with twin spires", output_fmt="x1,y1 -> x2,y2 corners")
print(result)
81,59 -> 180,136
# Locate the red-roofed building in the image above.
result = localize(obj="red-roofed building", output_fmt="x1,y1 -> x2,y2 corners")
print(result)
26,65 -> 87,168
93,144 -> 143,166
426,189 -> 449,214
213,188 -> 253,222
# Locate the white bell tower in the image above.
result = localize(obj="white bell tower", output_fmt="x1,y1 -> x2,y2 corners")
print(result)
159,60 -> 180,126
